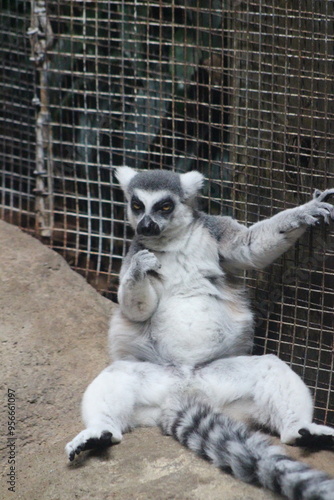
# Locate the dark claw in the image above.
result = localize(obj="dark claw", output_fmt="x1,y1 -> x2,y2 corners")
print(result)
296,428 -> 334,450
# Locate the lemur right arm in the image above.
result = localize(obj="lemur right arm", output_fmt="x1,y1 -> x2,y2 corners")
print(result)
219,189 -> 334,272
118,248 -> 161,322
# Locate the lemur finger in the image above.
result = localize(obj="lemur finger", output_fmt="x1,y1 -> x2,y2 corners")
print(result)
134,249 -> 152,260
141,254 -> 161,272
317,203 -> 334,223
313,188 -> 334,202
303,215 -> 319,226
300,206 -> 332,226
312,207 -> 333,224
132,249 -> 161,273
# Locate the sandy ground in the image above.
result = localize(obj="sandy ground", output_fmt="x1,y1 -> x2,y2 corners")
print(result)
1,219 -> 333,500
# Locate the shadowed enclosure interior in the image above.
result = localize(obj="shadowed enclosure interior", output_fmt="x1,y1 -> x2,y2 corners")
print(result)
1,0 -> 333,424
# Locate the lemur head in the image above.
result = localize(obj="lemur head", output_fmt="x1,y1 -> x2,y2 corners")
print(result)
115,167 -> 204,239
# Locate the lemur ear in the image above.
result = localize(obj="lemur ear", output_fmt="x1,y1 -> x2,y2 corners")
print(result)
115,166 -> 137,196
180,171 -> 204,199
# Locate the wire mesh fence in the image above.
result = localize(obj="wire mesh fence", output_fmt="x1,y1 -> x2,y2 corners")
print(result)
1,0 -> 333,425
1,0 -> 36,231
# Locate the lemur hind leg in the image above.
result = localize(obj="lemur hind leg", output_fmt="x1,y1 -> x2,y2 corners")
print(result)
194,354 -> 334,448
65,360 -> 179,461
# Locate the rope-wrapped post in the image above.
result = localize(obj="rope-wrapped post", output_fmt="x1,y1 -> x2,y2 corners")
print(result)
27,0 -> 54,237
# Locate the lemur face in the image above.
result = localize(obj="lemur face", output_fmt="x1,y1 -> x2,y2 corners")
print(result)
115,167 -> 204,239
129,189 -> 177,237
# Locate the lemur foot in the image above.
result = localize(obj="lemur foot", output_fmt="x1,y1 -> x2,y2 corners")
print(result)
296,428 -> 334,450
282,423 -> 334,447
66,429 -> 116,461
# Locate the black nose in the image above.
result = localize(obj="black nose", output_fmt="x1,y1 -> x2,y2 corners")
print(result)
137,216 -> 161,236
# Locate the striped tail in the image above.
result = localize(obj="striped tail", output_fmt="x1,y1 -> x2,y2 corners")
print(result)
160,396 -> 334,500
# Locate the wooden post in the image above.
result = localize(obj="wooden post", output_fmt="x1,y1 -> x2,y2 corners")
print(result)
27,0 -> 54,237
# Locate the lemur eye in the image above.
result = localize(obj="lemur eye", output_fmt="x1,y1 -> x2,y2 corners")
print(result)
160,202 -> 174,213
131,199 -> 143,212
152,198 -> 175,214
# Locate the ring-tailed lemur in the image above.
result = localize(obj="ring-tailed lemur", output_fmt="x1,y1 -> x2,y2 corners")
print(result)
66,167 -> 334,500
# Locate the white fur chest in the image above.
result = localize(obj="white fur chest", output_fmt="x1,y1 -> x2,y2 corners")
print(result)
147,224 -> 253,365
156,223 -> 223,296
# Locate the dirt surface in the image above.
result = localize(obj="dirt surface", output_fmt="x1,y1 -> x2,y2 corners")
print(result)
1,220 -> 333,500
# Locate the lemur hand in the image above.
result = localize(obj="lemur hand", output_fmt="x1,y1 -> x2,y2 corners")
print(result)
129,249 -> 161,281
297,188 -> 334,226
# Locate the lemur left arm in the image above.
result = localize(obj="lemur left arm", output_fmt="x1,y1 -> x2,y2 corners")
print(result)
219,189 -> 334,271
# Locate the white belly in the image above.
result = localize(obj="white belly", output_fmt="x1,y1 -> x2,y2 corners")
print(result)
150,292 -> 253,365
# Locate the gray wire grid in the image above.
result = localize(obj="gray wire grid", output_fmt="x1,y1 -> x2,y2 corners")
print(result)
0,0 -> 333,425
